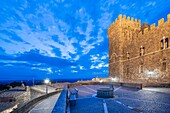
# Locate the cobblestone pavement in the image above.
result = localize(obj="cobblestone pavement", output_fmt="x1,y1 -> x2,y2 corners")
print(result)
70,85 -> 170,113
28,93 -> 60,113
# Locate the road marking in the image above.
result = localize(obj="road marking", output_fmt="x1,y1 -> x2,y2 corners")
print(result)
114,86 -> 122,92
82,85 -> 97,92
103,100 -> 108,113
115,100 -> 143,113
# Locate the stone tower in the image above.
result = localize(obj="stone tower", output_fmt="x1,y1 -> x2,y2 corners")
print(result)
108,14 -> 170,85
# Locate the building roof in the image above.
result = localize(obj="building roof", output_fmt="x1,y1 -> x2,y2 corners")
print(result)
0,87 -> 26,98
0,102 -> 17,112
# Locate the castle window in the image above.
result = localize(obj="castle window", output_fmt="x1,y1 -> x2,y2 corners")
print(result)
160,39 -> 164,49
161,58 -> 167,71
161,37 -> 168,49
126,65 -> 129,75
139,65 -> 144,73
165,38 -> 169,48
9,99 -> 13,102
127,52 -> 130,59
140,46 -> 145,56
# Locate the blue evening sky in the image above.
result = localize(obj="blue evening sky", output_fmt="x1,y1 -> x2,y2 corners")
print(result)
0,0 -> 170,80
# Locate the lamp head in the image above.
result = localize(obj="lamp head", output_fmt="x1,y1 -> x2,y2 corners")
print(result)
44,78 -> 50,84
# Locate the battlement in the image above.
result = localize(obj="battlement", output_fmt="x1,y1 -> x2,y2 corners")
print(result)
158,18 -> 164,26
117,14 -> 141,24
108,14 -> 170,36
142,14 -> 169,34
150,23 -> 156,30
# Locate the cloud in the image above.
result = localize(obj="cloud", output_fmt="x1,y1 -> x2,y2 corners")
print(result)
79,65 -> 86,70
120,4 -> 128,10
146,2 -> 156,7
32,67 -> 53,74
90,62 -> 108,69
90,53 -> 108,63
0,49 -> 76,69
71,70 -> 78,73
90,53 -> 108,69
0,3 -> 78,60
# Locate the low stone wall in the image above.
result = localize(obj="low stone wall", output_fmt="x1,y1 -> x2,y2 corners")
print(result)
52,85 -> 68,113
11,90 -> 61,113
121,82 -> 142,89
68,81 -> 100,88
30,88 -> 45,99
68,81 -> 142,89
143,82 -> 170,87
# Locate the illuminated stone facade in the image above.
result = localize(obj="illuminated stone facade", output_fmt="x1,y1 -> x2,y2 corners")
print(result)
108,14 -> 170,85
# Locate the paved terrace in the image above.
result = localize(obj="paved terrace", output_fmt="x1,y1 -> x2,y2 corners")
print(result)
70,85 -> 170,113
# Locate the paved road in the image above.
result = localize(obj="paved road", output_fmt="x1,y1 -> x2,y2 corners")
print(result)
29,93 -> 60,113
70,85 -> 170,113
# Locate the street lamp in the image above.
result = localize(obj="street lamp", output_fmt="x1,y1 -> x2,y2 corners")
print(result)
44,78 -> 50,94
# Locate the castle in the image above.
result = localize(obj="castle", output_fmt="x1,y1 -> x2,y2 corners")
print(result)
108,14 -> 170,86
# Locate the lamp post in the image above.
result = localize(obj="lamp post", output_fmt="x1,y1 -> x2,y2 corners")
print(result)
44,78 -> 50,94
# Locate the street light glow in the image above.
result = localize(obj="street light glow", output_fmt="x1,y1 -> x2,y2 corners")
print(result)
44,78 -> 50,84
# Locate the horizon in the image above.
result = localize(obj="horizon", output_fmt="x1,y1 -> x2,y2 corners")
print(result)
0,0 -> 170,80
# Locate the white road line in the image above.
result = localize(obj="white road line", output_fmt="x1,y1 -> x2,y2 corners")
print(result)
114,86 -> 122,92
83,85 -> 97,92
103,100 -> 108,113
115,100 -> 135,111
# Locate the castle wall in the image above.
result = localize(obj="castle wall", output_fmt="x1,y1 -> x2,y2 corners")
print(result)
108,14 -> 170,85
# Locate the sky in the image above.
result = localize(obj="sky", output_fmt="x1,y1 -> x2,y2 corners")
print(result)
0,0 -> 170,80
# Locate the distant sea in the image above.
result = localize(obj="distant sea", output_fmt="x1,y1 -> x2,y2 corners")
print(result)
0,78 -> 92,86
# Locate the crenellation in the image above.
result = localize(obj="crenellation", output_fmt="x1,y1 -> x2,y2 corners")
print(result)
118,14 -> 122,19
137,20 -> 141,24
135,18 -> 138,22
158,18 -> 164,26
131,17 -> 134,21
115,18 -> 118,23
150,23 -> 155,30
127,16 -> 130,20
123,15 -> 126,20
168,14 -> 170,22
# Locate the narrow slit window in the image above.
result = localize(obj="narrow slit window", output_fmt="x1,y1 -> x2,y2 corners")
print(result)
165,38 -> 169,48
127,52 -> 130,59
139,65 -> 143,73
160,39 -> 164,49
161,59 -> 167,71
126,65 -> 129,75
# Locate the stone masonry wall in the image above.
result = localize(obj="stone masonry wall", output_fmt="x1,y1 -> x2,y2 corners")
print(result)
108,14 -> 170,85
